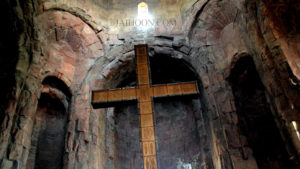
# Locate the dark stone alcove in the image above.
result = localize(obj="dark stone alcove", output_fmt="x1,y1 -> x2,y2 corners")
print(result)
34,94 -> 67,169
109,54 -> 212,169
229,56 -> 295,169
151,55 -> 204,169
26,77 -> 70,169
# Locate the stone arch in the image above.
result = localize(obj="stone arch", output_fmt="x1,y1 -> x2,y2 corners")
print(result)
97,42 -> 203,83
228,55 -> 297,169
225,52 -> 251,79
26,76 -> 71,169
41,72 -> 72,89
35,10 -> 103,92
187,0 -> 239,46
42,3 -> 103,32
42,76 -> 72,99
184,0 -> 210,39
41,86 -> 68,109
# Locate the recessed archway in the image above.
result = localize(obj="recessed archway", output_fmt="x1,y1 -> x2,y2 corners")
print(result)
105,53 -> 213,169
26,77 -> 71,169
229,56 -> 295,169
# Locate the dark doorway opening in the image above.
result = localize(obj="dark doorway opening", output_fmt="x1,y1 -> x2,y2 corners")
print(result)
34,94 -> 67,169
229,56 -> 295,169
27,77 -> 70,169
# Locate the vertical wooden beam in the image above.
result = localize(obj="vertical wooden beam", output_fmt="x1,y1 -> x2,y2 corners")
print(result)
136,45 -> 158,169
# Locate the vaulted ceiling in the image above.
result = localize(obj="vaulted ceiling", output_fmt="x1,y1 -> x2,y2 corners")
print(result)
43,0 -> 198,34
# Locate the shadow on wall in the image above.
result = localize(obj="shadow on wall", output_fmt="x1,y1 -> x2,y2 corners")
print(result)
0,0 -> 20,113
228,56 -> 299,169
33,94 -> 67,169
26,77 -> 71,169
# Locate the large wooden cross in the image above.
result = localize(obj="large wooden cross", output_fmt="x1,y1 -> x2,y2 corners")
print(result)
91,45 -> 199,169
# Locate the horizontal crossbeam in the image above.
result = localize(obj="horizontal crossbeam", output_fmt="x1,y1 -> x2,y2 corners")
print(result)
92,81 -> 199,108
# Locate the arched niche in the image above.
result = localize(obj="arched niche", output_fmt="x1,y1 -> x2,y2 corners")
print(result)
42,76 -> 72,98
228,56 -> 297,169
105,53 -> 213,169
26,76 -> 71,169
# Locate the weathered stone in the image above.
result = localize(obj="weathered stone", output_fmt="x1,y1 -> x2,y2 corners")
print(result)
8,144 -> 23,161
0,159 -> 13,169
153,46 -> 173,55
231,155 -> 259,169
224,125 -> 242,148
179,45 -> 191,54
153,39 -> 173,47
